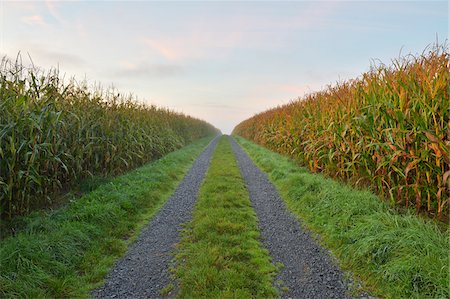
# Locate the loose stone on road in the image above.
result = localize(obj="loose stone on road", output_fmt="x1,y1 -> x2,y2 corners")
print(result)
93,135 -> 350,298
92,137 -> 219,299
230,136 -> 349,299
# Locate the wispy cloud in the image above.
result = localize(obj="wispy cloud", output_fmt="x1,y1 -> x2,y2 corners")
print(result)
114,61 -> 183,78
1,46 -> 86,72
141,38 -> 182,61
30,48 -> 86,68
21,15 -> 47,26
231,1 -> 340,31
140,30 -> 274,63
45,0 -> 65,25
139,2 -> 340,64
140,30 -> 243,62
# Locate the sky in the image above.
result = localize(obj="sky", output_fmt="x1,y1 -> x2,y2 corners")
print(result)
0,1 -> 448,133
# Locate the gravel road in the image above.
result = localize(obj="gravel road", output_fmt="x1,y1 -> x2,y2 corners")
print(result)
92,137 -> 219,299
230,136 -> 349,299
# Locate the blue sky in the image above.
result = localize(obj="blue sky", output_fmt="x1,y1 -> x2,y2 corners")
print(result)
1,1 -> 448,133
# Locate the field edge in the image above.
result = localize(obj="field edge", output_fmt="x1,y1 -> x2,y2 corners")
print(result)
234,135 -> 449,299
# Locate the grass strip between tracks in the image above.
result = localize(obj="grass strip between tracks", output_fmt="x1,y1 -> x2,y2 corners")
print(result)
174,136 -> 278,298
0,136 -> 214,298
234,135 -> 449,299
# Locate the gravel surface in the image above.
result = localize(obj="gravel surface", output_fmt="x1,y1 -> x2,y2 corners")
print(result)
92,137 -> 219,299
230,137 -> 349,299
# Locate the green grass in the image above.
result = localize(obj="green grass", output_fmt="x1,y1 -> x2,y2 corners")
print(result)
0,175 -> 114,239
175,136 -> 278,298
0,136 -> 214,298
234,135 -> 449,299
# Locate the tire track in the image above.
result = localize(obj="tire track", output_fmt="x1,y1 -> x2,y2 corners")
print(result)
230,136 -> 349,299
92,137 -> 219,299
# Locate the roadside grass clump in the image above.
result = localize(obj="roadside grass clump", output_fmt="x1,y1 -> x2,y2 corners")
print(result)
175,136 -> 278,298
233,44 -> 449,219
0,56 -> 218,218
0,137 -> 214,298
235,136 -> 449,298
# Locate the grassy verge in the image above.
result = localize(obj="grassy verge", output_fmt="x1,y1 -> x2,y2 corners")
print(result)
175,136 -> 278,298
234,135 -> 449,299
0,175 -> 114,239
0,136 -> 214,298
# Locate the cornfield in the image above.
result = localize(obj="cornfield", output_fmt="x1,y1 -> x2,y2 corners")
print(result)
233,44 -> 449,219
0,57 -> 218,218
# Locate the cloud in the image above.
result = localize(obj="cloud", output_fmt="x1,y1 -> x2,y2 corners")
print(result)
140,34 -> 233,62
0,46 -> 86,74
141,38 -> 181,61
21,15 -> 47,26
138,2 -> 341,64
227,1 -> 339,32
28,47 -> 86,68
45,0 -> 65,25
114,61 -> 183,78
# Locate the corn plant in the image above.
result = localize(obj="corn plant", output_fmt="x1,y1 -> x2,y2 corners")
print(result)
0,57 -> 219,218
233,44 -> 449,219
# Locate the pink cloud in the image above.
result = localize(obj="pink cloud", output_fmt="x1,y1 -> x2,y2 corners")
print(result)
140,29 -> 275,63
21,15 -> 46,26
45,0 -> 65,25
140,34 -> 229,62
142,38 -> 182,61
138,2 -> 340,63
